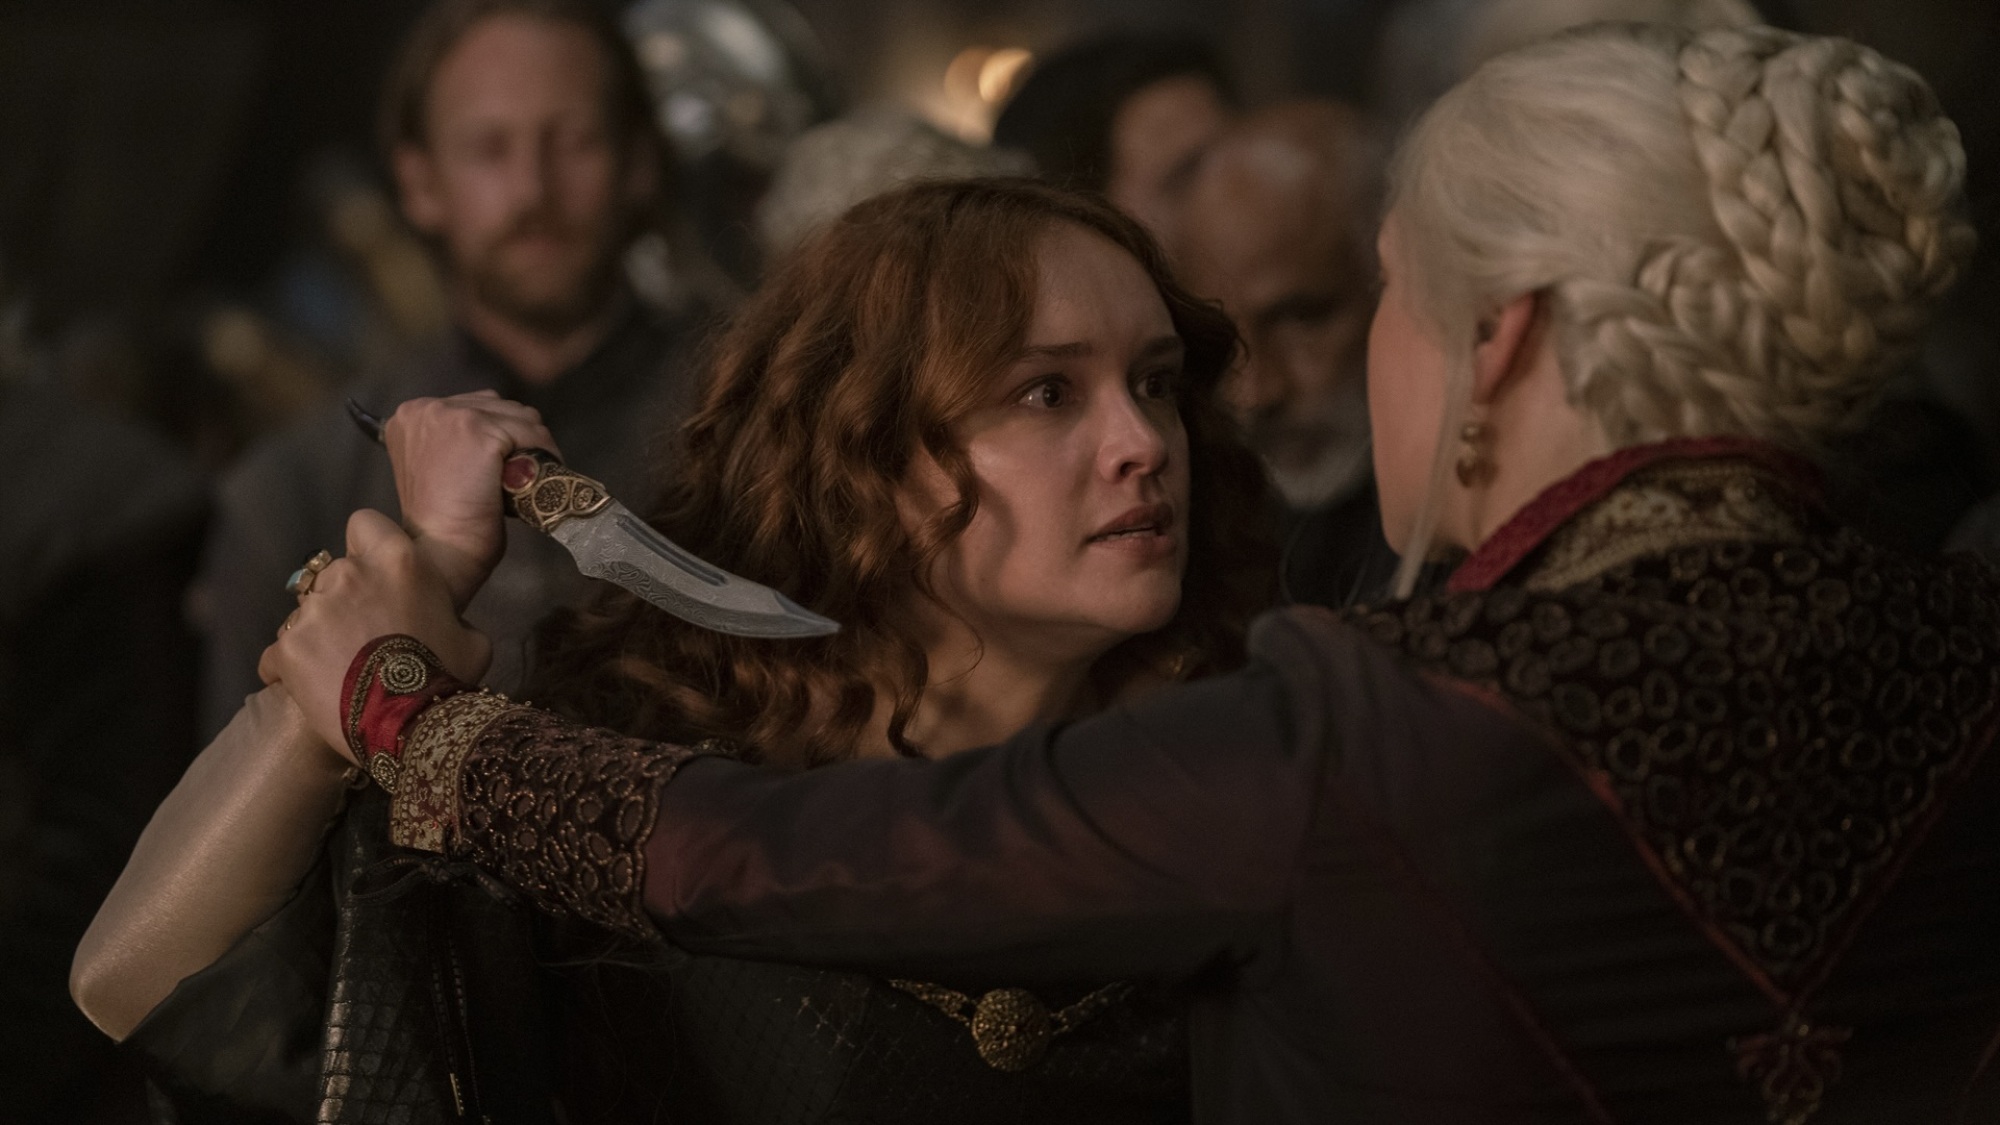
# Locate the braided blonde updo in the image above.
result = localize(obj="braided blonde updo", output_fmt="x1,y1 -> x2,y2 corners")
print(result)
1389,23 -> 1975,451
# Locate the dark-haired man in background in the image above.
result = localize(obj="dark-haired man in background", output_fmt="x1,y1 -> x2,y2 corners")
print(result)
196,0 -> 699,734
993,32 -> 1235,253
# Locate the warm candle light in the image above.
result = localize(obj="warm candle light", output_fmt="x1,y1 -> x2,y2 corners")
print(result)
977,47 -> 1032,104
932,44 -> 1032,140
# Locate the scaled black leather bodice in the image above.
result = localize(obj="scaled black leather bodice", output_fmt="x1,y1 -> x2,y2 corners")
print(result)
549,937 -> 1190,1125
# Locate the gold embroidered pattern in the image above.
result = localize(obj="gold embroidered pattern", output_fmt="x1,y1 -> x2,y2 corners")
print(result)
455,709 -> 706,941
367,753 -> 401,795
1524,461 -> 1807,592
379,650 -> 430,694
1731,1015 -> 1853,1125
342,635 -> 445,760
886,980 -> 1136,1072
389,691 -> 523,853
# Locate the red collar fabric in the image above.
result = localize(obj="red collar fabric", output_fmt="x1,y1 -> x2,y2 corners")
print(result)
1445,437 -> 1823,594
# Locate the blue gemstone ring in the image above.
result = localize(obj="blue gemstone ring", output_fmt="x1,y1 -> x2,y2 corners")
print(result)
285,550 -> 335,596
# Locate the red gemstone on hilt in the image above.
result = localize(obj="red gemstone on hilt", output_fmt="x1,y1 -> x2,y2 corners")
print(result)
502,455 -> 540,491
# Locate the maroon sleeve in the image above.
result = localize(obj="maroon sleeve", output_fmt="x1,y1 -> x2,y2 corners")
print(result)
639,635 -> 1329,985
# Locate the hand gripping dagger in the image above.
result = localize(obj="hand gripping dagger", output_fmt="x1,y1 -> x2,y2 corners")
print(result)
347,399 -> 839,639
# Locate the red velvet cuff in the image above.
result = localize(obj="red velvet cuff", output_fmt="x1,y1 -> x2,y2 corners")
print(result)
340,634 -> 470,793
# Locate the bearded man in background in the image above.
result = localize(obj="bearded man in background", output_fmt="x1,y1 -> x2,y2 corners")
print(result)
1178,100 -> 1401,605
196,0 -> 701,733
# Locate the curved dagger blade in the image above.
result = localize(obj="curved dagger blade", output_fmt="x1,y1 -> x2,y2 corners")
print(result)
347,398 -> 838,639
550,502 -> 839,638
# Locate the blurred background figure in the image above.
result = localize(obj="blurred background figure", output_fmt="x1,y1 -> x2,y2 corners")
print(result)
0,286 -> 207,1122
993,32 -> 1237,253
756,107 -> 1032,260
262,154 -> 452,384
625,0 -> 843,284
1177,99 -> 1398,606
195,0 -> 707,737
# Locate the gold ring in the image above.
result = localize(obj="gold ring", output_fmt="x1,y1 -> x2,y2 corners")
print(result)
285,550 -> 334,596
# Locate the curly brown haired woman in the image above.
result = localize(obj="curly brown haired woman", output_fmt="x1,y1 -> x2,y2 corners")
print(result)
77,179 -> 1277,1122
524,178 -> 1273,770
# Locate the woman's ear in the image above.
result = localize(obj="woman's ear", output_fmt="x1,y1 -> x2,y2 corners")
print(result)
1469,290 -> 1543,405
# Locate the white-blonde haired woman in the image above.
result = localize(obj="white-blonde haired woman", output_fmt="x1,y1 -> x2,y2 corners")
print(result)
252,24 -> 1999,1123
1372,19 -> 1974,598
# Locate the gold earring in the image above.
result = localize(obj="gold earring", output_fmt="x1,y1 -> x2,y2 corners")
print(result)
1455,422 -> 1495,487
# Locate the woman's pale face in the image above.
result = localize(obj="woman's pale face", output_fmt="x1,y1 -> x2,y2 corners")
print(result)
920,222 -> 1193,661
1366,210 -> 1451,553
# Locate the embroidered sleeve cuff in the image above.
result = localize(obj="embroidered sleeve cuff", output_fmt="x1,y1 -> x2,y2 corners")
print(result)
349,634 -> 713,939
378,681 -> 711,941
454,709 -> 709,942
388,690 -> 527,853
